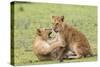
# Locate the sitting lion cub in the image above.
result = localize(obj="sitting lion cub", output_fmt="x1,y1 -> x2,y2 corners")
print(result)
51,16 -> 92,61
33,28 -> 64,61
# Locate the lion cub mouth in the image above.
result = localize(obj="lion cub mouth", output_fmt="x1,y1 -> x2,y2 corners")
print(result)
48,32 -> 52,38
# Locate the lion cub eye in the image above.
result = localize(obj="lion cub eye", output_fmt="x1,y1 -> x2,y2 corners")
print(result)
56,23 -> 59,25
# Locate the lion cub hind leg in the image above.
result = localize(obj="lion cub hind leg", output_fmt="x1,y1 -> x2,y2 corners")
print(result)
67,49 -> 83,59
64,51 -> 76,58
68,43 -> 84,59
68,54 -> 82,59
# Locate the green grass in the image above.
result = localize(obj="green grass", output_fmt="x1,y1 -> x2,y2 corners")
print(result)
11,2 -> 97,65
33,56 -> 97,65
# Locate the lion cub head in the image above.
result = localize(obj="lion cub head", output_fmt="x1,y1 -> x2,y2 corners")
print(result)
37,28 -> 52,40
52,16 -> 65,32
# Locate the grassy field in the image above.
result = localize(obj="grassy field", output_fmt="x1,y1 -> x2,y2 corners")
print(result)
11,2 -> 97,65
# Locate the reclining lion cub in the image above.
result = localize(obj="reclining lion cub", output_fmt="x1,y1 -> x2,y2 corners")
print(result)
51,16 -> 92,61
33,28 -> 64,61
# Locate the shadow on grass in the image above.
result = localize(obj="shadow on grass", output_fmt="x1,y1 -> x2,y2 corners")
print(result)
32,55 -> 97,65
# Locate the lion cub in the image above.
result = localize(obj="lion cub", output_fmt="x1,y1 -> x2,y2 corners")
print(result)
33,28 -> 64,61
51,16 -> 92,60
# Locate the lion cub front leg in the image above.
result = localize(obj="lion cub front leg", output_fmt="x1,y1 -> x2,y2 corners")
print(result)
56,47 -> 66,62
50,42 -> 64,52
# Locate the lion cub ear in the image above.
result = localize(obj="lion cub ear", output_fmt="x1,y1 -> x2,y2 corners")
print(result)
61,16 -> 64,22
52,16 -> 55,19
37,29 -> 41,36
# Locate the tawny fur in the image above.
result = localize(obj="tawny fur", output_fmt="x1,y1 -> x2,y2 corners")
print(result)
51,16 -> 92,61
33,28 -> 64,61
